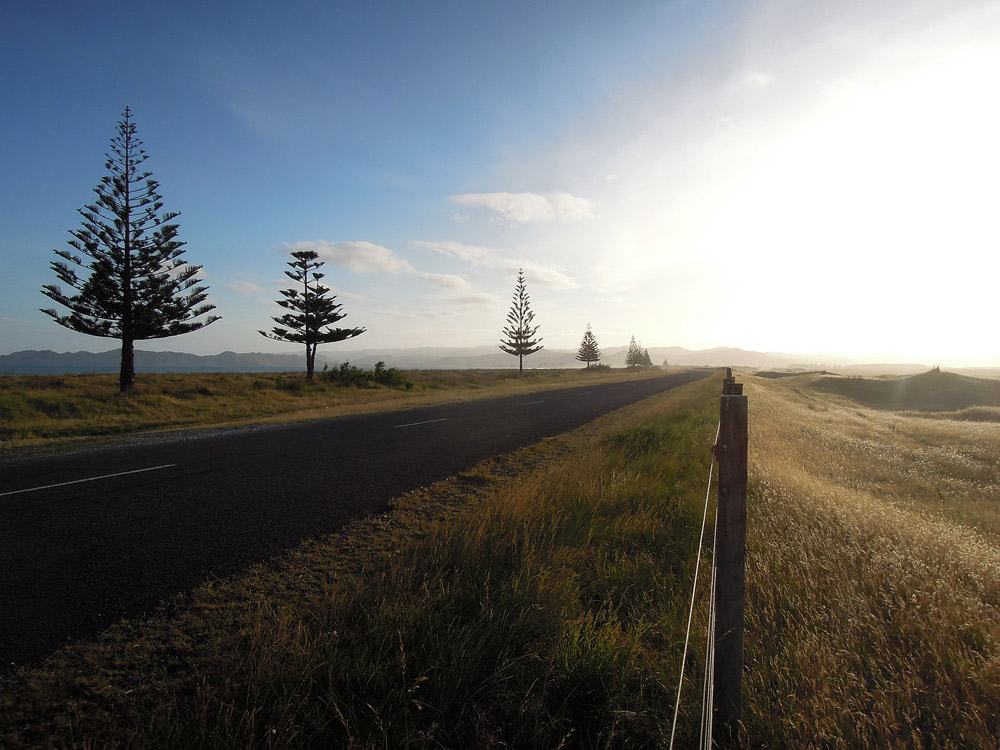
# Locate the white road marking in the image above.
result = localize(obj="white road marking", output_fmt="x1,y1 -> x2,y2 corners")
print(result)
0,464 -> 177,498
578,391 -> 591,395
523,400 -> 544,405
394,417 -> 449,429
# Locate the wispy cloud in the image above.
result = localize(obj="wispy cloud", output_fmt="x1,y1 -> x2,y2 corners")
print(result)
420,272 -> 471,291
229,280 -> 266,295
288,240 -> 415,274
743,70 -> 774,89
326,286 -> 368,302
450,191 -> 594,223
415,241 -> 578,289
447,292 -> 499,310
376,290 -> 499,320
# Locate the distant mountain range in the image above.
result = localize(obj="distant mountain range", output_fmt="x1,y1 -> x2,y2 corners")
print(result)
0,345 -> 869,375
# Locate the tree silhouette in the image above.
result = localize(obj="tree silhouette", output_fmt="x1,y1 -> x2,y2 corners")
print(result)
576,323 -> 600,368
41,108 -> 219,393
499,269 -> 543,375
260,249 -> 364,378
625,335 -> 643,368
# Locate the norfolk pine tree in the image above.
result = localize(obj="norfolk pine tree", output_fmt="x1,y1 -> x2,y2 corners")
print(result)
576,323 -> 600,368
260,249 -> 365,379
499,269 -> 543,376
625,335 -> 643,368
41,108 -> 219,393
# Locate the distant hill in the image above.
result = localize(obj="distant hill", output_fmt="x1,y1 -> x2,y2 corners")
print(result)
0,349 -> 307,374
0,345 -> 871,375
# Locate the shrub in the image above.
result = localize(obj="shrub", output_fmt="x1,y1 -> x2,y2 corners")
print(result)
373,361 -> 413,389
321,361 -> 413,389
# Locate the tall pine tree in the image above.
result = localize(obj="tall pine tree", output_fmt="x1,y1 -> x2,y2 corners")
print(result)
576,323 -> 600,368
625,335 -> 643,368
260,249 -> 365,378
41,108 -> 219,392
499,269 -> 543,376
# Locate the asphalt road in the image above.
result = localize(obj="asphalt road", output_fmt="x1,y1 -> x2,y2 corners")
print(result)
0,371 -> 708,667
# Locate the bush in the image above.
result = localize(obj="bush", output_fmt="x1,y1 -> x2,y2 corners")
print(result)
373,361 -> 413,388
322,361 -> 413,389
588,363 -> 611,371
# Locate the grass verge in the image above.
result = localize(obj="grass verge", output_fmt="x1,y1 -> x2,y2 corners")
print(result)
0,373 -> 720,748
0,368 -> 677,451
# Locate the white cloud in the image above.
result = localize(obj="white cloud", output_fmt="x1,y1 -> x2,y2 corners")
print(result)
547,192 -> 595,221
420,272 -> 470,291
288,240 -> 415,274
327,286 -> 368,302
518,264 -> 578,290
416,240 -> 492,265
375,309 -> 423,321
447,292 -> 499,310
375,289 -> 499,320
229,280 -> 265,295
450,191 -> 594,223
743,70 -> 774,89
415,241 -> 578,289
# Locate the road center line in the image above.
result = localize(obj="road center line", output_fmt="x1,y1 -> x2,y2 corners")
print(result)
394,417 -> 449,429
0,464 -> 177,498
577,391 -> 591,395
522,399 -> 544,405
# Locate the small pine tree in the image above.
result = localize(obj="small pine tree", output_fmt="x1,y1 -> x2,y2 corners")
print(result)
41,108 -> 219,393
641,346 -> 653,368
260,250 -> 365,379
499,269 -> 543,375
625,335 -> 643,368
576,323 -> 600,368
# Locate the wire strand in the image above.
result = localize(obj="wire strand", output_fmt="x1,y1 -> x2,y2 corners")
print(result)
702,534 -> 719,748
669,422 -> 721,750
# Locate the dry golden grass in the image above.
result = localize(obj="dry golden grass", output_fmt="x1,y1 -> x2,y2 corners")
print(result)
743,374 -> 1000,747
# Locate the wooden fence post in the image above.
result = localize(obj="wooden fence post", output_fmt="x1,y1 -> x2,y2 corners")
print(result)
714,369 -> 748,740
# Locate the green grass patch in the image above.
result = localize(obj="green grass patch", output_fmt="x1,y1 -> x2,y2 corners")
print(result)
0,374 -> 719,748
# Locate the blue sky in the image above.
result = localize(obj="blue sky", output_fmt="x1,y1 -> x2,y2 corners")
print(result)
3,0 -> 999,365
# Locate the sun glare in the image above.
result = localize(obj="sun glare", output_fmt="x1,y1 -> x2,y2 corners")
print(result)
692,41 -> 1000,363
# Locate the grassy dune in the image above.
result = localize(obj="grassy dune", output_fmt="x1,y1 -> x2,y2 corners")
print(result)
811,367 -> 1000,412
0,374 -> 721,748
743,372 -> 1000,747
0,367 -> 670,450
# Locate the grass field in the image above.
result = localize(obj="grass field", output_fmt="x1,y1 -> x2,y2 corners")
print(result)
3,367 -> 999,747
743,371 -> 1000,747
0,367 -> 670,450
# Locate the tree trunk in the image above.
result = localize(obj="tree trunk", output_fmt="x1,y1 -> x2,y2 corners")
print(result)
519,355 -> 523,377
119,337 -> 135,393
306,343 -> 316,380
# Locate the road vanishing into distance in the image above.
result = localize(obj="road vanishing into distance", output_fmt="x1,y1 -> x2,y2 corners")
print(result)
0,371 -> 708,668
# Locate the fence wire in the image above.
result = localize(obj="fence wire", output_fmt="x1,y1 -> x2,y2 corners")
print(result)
668,422 -> 720,750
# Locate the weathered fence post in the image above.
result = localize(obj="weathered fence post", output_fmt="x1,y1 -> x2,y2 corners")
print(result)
714,367 -> 748,741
